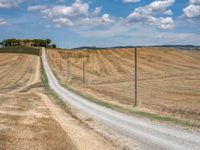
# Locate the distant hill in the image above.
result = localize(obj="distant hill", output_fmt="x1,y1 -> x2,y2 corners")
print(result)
152,45 -> 200,50
72,45 -> 200,51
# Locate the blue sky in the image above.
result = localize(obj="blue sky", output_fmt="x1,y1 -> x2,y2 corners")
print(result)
0,0 -> 200,48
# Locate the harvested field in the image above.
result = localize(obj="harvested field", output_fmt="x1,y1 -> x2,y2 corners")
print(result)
47,47 -> 200,120
0,53 -> 76,150
0,93 -> 77,150
0,52 -> 117,150
0,53 -> 41,93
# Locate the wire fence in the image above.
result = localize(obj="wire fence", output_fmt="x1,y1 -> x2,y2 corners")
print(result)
46,47 -> 200,120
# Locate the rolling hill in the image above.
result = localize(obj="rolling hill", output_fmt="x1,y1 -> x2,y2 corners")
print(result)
47,47 -> 200,120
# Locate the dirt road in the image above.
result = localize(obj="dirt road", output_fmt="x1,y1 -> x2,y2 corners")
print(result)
43,47 -> 200,150
47,47 -> 200,120
0,52 -> 117,150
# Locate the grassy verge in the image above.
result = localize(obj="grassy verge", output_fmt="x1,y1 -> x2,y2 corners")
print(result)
41,62 -> 68,110
62,84 -> 200,129
0,46 -> 41,56
41,60 -> 78,118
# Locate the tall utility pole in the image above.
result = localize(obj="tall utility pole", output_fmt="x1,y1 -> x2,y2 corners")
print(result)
83,60 -> 86,92
65,57 -> 70,86
67,57 -> 70,78
134,47 -> 140,106
60,59 -> 62,73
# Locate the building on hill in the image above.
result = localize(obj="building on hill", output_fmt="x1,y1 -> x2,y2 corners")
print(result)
19,41 -> 34,47
2,39 -> 56,48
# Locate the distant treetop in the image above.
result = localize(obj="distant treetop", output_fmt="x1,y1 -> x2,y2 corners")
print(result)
0,38 -> 56,48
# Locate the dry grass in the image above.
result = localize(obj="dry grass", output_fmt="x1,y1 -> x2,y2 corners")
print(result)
0,93 -> 77,150
0,53 -> 41,93
47,47 -> 200,120
0,53 -> 77,150
0,52 -> 118,150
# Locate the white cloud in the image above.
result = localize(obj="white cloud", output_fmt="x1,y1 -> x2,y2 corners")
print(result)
127,0 -> 175,29
52,14 -> 115,28
129,0 -> 175,16
123,0 -> 141,3
37,0 -> 115,28
183,4 -> 200,18
41,0 -> 89,18
157,17 -> 174,29
164,9 -> 173,15
102,14 -> 115,24
148,0 -> 175,12
190,0 -> 200,5
72,20 -> 200,46
92,7 -> 101,17
183,0 -> 200,20
0,0 -> 26,9
0,18 -> 7,26
53,18 -> 74,27
24,0 -> 176,32
27,5 -> 47,11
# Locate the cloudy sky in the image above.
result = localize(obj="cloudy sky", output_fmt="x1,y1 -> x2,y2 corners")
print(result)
0,0 -> 200,48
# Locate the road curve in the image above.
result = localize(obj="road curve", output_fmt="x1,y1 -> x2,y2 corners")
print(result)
42,48 -> 200,150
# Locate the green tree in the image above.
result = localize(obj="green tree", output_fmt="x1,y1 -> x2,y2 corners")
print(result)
2,38 -> 55,47
46,39 -> 51,45
52,44 -> 57,48
3,39 -> 19,46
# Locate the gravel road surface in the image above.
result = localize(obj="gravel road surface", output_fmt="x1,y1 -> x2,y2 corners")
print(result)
42,47 -> 200,150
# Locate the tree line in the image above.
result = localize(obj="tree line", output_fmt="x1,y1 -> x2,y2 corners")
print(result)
0,39 -> 56,48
